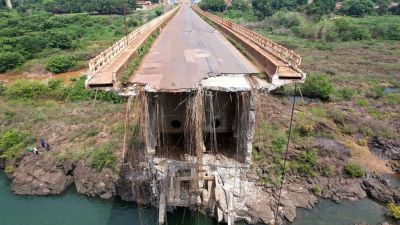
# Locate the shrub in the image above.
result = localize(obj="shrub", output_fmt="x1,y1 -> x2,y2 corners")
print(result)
340,0 -> 374,17
344,163 -> 364,178
336,87 -> 356,100
367,85 -> 385,98
355,99 -> 368,106
295,149 -> 317,177
46,55 -> 76,74
128,18 -> 141,27
312,184 -> 322,196
0,82 -> 5,96
64,75 -> 92,102
4,165 -> 16,174
387,203 -> 400,220
0,52 -> 25,72
301,74 -> 334,100
334,18 -> 372,41
46,30 -> 73,49
4,80 -> 48,99
155,6 -> 163,16
0,130 -> 34,160
321,164 -> 333,177
48,79 -> 63,90
231,0 -> 250,11
272,136 -> 287,154
90,141 -> 117,172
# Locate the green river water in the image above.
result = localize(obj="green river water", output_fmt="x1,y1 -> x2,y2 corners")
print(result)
0,172 -> 397,225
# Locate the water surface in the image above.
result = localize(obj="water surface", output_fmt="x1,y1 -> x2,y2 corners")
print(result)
1,172 -> 397,225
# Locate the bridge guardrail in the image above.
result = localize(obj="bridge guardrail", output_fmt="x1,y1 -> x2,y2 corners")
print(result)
192,6 -> 302,68
88,7 -> 180,75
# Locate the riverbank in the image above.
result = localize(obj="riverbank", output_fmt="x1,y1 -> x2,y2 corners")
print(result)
1,89 -> 399,224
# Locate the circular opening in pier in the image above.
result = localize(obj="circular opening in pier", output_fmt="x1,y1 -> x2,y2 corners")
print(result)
215,119 -> 221,128
171,120 -> 182,129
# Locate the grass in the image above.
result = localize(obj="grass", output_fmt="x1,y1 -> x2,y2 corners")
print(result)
344,163 -> 364,178
121,30 -> 160,85
387,203 -> 400,220
90,141 -> 117,172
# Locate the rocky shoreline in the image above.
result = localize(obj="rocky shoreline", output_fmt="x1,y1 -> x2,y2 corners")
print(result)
1,134 -> 399,224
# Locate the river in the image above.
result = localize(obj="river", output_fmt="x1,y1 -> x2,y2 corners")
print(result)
1,172 -> 397,225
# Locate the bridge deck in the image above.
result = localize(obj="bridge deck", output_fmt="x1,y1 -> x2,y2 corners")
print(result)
129,5 -> 260,91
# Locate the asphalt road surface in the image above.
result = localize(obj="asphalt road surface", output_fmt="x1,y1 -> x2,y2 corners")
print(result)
130,4 -> 260,91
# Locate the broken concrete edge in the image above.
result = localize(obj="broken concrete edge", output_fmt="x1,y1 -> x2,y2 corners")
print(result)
121,72 -> 303,97
191,5 -> 306,85
85,6 -> 181,90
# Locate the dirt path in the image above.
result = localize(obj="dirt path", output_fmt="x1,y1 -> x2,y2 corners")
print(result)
341,137 -> 393,174
0,69 -> 86,84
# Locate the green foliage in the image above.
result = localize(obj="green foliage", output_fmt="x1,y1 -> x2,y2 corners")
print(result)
334,17 -> 372,41
3,75 -> 124,103
294,149 -> 317,177
0,130 -> 34,160
335,87 -> 357,100
367,85 -> 385,98
344,163 -> 364,178
64,76 -> 124,103
48,79 -> 63,90
4,80 -> 49,100
200,0 -> 226,12
340,0 -> 375,17
384,93 -> 400,105
42,0 -> 137,14
231,0 -> 250,11
355,98 -> 368,106
0,52 -> 25,72
4,165 -> 16,175
312,184 -> 322,196
46,30 -> 73,49
252,0 -> 275,18
90,141 -> 117,172
0,9 -> 143,72
306,0 -> 337,16
46,55 -> 77,73
121,31 -> 159,84
0,82 -> 5,96
387,203 -> 400,220
301,74 -> 334,100
320,164 -> 333,177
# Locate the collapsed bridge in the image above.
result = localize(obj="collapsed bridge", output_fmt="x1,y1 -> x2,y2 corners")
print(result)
86,3 -> 305,225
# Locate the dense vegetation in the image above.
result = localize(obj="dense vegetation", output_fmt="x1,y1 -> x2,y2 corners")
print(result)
199,0 -> 400,18
0,1 -> 163,73
1,0 -> 137,14
2,76 -> 124,103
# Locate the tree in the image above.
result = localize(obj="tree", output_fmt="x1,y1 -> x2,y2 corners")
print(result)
306,0 -> 337,16
340,0 -> 375,16
231,0 -> 249,11
199,0 -> 226,12
0,52 -> 24,72
252,0 -> 274,19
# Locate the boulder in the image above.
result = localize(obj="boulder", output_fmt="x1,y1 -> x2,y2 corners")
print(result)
280,184 -> 317,222
317,177 -> 367,202
245,198 -> 275,225
314,138 -> 351,159
368,136 -> 400,160
362,178 -> 400,204
11,155 -> 73,195
74,161 -> 116,199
